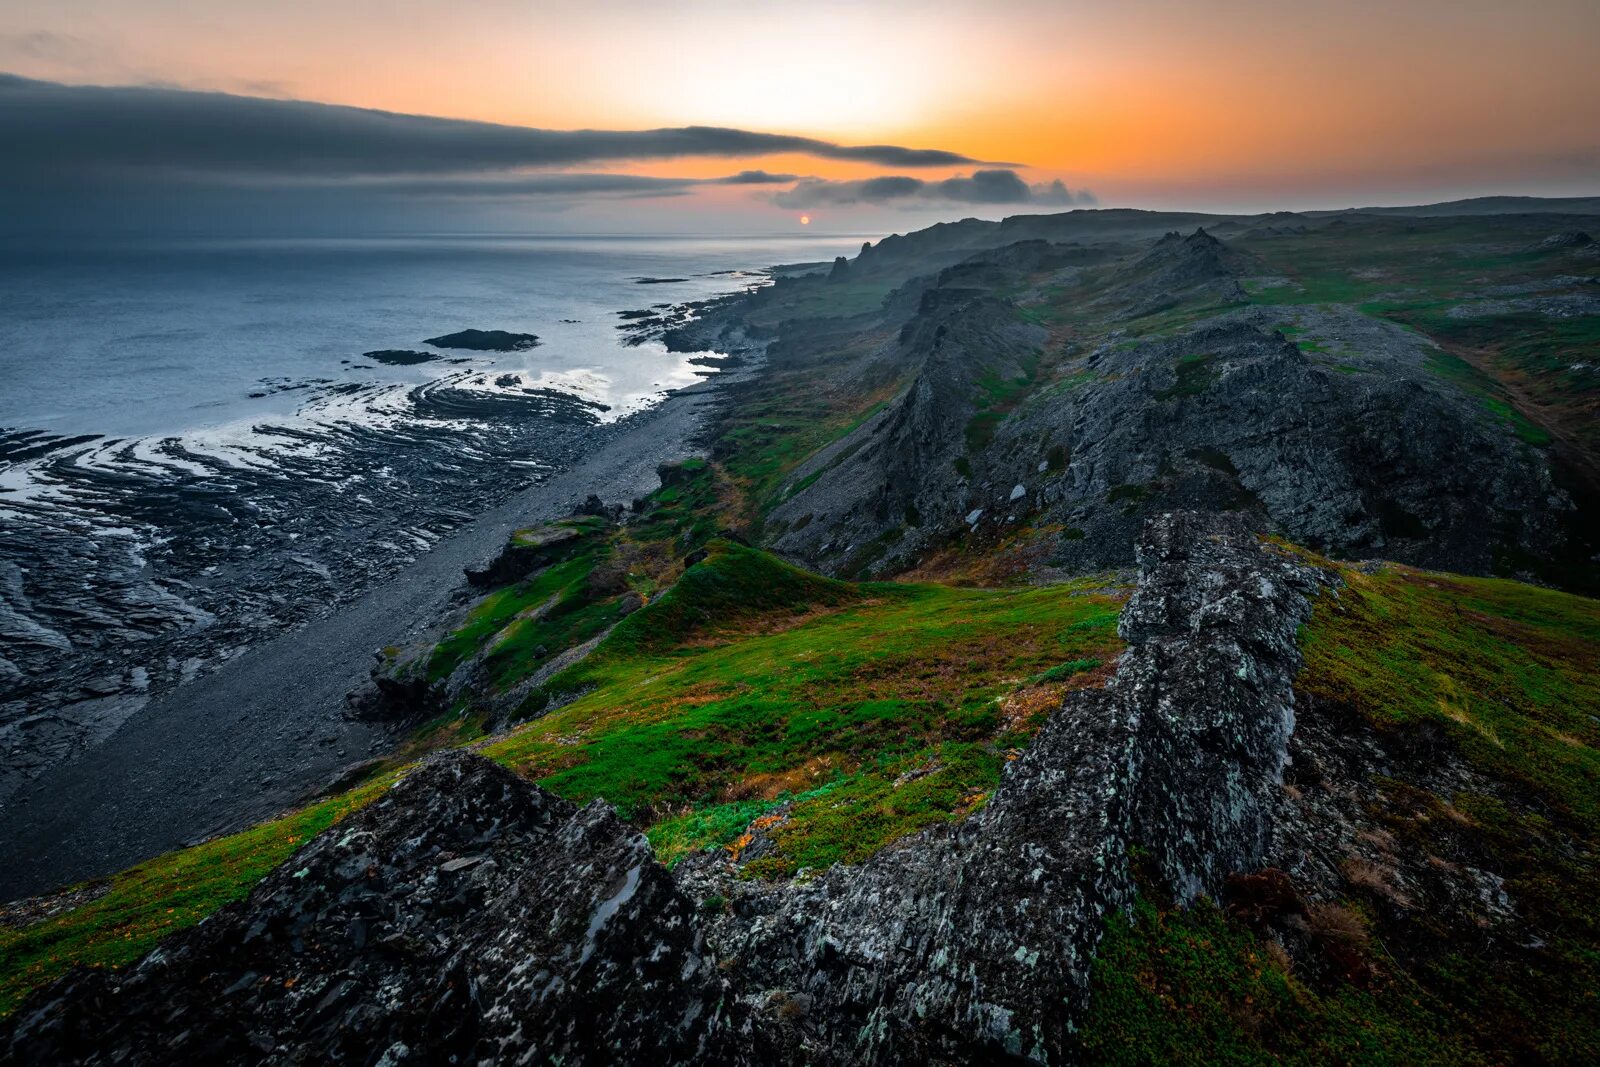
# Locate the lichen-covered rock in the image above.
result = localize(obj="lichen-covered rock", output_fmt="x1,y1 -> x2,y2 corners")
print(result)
686,511 -> 1333,1062
763,232 -> 1576,584
3,513 -> 1335,1065
765,288 -> 1045,573
3,753 -> 728,1065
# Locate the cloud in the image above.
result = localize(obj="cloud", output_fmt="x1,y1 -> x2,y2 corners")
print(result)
320,170 -> 802,199
0,74 -> 982,183
773,169 -> 1095,209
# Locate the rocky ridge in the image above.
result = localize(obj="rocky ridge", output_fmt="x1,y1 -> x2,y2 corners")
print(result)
3,511 -> 1339,1064
765,230 -> 1577,583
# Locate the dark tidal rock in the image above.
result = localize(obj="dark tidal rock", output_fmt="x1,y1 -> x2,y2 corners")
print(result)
361,350 -> 439,366
422,329 -> 540,352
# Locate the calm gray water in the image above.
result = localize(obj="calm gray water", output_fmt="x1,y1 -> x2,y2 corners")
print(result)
0,233 -> 865,441
0,232 -> 871,783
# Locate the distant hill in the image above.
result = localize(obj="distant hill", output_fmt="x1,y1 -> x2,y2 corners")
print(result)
1312,194 -> 1600,217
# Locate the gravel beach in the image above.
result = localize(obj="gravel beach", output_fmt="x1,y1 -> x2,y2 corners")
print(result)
0,374 -> 734,901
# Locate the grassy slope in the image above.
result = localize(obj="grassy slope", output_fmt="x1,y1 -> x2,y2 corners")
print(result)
1236,219 -> 1596,461
1080,562 -> 1600,1064
0,540 -> 1124,1010
482,540 -> 1125,876
6,222 -> 1597,1047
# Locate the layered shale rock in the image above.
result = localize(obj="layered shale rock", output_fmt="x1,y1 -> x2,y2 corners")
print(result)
5,512 -> 1335,1065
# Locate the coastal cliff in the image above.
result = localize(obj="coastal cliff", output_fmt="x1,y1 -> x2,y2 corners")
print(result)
4,204 -> 1599,1064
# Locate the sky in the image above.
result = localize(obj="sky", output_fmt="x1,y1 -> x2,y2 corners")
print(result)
1,0 -> 1596,235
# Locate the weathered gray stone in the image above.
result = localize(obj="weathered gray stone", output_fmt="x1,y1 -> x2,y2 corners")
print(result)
0,513 -> 1337,1065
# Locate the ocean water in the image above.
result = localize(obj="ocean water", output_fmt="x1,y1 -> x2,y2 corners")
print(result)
0,232 -> 869,776
0,233 -> 865,441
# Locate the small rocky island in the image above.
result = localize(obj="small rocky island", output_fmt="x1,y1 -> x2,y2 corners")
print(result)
362,349 -> 441,365
423,329 -> 541,352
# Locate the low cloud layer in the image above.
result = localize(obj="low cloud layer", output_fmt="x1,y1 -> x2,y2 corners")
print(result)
0,74 -> 981,182
0,74 -> 1094,235
774,169 -> 1095,209
305,170 -> 800,199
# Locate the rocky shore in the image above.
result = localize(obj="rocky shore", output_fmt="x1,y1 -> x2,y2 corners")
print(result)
0,511 -> 1338,1063
0,305 -> 764,900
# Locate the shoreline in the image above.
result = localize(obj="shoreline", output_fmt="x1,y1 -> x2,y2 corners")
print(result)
0,345 -> 755,901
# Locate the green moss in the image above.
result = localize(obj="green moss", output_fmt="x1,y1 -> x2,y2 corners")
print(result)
1279,561 -> 1600,1061
717,378 -> 891,524
740,743 -> 1000,878
963,355 -> 1042,454
484,546 -> 1123,872
601,541 -> 859,656
1030,657 -> 1102,684
1416,349 -> 1552,446
1106,483 -> 1151,515
1299,566 -> 1600,834
426,553 -> 599,682
1154,353 -> 1218,400
625,458 -> 724,545
1078,897 -> 1479,1065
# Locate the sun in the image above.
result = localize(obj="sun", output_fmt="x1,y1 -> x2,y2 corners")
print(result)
800,215 -> 811,226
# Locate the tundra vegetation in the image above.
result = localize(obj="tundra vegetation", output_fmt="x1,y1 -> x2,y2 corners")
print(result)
4,207 -> 1598,1061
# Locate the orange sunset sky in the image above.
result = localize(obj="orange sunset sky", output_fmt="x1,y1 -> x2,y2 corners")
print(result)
2,0 -> 1596,231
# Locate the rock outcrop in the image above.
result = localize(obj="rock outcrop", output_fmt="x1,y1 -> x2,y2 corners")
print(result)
4,754 -> 727,1065
422,329 -> 540,352
686,511 -> 1332,1061
1097,227 -> 1254,317
767,245 -> 1572,580
5,512 -> 1334,1065
765,288 -> 1046,573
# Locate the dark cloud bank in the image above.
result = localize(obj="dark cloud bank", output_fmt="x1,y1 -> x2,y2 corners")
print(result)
0,74 -> 1085,234
774,170 -> 1094,208
0,74 -> 983,177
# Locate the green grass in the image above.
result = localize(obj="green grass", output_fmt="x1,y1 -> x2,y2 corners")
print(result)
0,544 -> 1123,1012
426,552 -> 598,682
1031,657 -> 1102,684
0,773 -> 394,1016
624,457 -> 724,544
1398,309 -> 1597,455
1299,565 -> 1600,834
742,275 -> 899,328
482,541 -> 1125,872
964,354 -> 1043,453
1078,896 -> 1480,1065
1415,348 -> 1552,446
1291,562 -> 1600,1061
1081,561 -> 1600,1064
717,371 -> 894,524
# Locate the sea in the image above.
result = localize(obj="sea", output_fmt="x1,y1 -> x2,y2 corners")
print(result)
0,232 -> 867,791
0,233 -> 865,441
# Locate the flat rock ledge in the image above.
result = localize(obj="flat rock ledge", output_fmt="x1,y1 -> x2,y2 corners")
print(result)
3,511 -> 1334,1065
